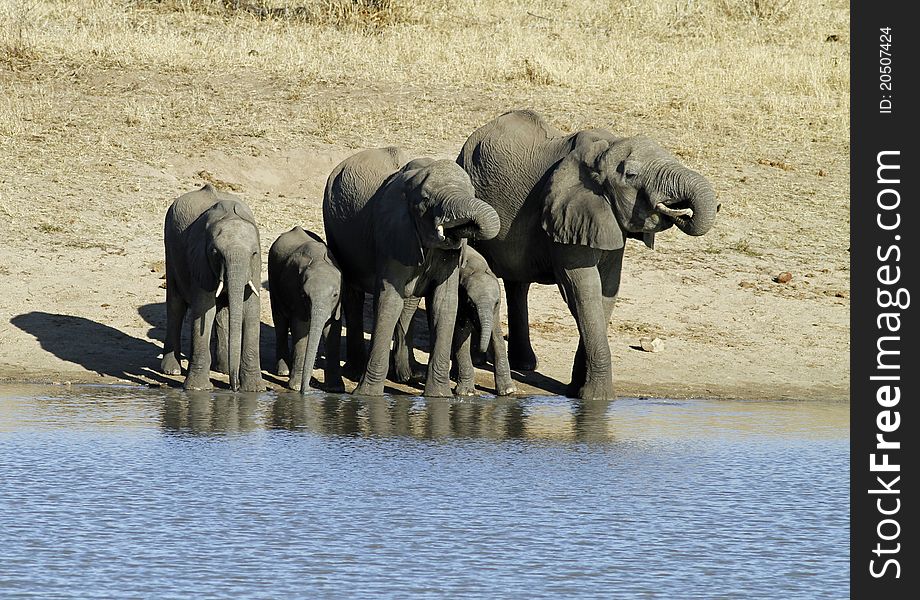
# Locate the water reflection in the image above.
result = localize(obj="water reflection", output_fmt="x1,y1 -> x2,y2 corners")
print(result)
161,392 -> 261,434
266,394 -> 615,443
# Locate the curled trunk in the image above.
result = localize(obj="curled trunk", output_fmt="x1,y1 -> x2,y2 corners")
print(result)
666,167 -> 718,236
443,197 -> 501,241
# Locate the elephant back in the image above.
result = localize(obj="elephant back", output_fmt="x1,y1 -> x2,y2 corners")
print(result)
458,110 -> 573,242
168,184 -> 242,233
323,147 -> 410,286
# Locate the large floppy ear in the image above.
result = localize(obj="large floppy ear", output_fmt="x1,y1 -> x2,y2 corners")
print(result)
373,173 -> 424,267
187,205 -> 222,291
541,138 -> 624,251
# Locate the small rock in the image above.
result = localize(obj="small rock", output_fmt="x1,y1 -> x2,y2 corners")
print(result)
159,281 -> 167,289
639,337 -> 664,353
739,281 -> 757,289
774,272 -> 793,284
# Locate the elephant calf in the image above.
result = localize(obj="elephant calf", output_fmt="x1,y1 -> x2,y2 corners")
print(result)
162,184 -> 263,392
268,226 -> 344,394
394,244 -> 516,397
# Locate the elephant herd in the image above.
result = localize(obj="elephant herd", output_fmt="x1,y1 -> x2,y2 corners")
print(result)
159,110 -> 719,401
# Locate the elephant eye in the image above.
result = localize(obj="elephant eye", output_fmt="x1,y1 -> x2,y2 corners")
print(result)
625,171 -> 639,180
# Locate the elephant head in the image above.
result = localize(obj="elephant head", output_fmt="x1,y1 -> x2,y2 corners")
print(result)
294,249 -> 342,394
542,133 -> 718,250
190,200 -> 261,391
383,159 -> 501,265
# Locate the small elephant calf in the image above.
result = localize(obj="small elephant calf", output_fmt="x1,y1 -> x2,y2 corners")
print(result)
395,245 -> 516,397
268,226 -> 344,393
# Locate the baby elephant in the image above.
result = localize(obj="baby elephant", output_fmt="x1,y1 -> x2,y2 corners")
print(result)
162,184 -> 262,392
394,245 -> 516,396
268,226 -> 344,394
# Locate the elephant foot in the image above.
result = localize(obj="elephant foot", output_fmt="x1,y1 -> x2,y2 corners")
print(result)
353,379 -> 385,396
454,381 -> 477,397
183,372 -> 212,391
508,347 -> 538,371
276,359 -> 290,377
570,378 -> 614,401
161,353 -> 182,376
240,371 -> 265,393
393,362 -> 426,384
287,375 -> 304,392
424,380 -> 455,398
495,379 -> 517,396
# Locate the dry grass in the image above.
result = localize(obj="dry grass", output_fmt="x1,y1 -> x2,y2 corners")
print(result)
1,0 -> 849,272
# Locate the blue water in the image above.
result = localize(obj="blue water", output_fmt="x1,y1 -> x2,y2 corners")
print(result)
0,385 -> 848,598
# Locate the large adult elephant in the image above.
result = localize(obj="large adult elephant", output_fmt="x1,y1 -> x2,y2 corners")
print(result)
458,110 -> 719,400
323,147 -> 501,397
161,184 -> 263,392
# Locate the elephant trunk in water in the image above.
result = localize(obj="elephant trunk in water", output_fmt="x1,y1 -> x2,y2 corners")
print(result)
659,166 -> 718,237
298,303 -> 328,394
476,305 -> 493,353
441,197 -> 501,242
225,248 -> 249,391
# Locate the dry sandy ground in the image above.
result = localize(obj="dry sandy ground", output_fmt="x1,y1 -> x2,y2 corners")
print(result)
0,68 -> 849,402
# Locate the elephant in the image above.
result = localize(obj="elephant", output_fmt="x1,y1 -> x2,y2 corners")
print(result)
458,110 -> 719,400
323,147 -> 501,397
268,226 -> 344,394
161,183 -> 263,392
392,244 -> 516,397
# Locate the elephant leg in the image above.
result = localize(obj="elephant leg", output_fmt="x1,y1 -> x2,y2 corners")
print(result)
213,303 -> 229,374
354,282 -> 403,396
490,304 -> 516,396
392,296 -> 424,383
161,280 -> 186,376
184,300 -> 216,391
425,269 -> 460,397
272,305 -> 291,377
569,250 -> 623,394
453,319 -> 476,397
323,318 -> 345,393
342,284 -> 367,380
239,293 -> 263,392
554,260 -> 613,402
505,281 -> 538,371
288,317 -> 309,392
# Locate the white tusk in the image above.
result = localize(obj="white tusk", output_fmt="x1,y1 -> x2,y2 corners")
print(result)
215,279 -> 224,298
436,224 -> 446,241
247,280 -> 260,297
655,203 -> 693,219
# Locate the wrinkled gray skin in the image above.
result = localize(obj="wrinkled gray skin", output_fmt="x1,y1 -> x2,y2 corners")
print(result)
393,244 -> 516,396
459,110 -> 719,400
161,184 -> 263,391
268,226 -> 344,394
323,147 -> 501,397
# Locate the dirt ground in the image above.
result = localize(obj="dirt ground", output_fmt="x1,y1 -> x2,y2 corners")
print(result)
0,3 -> 849,402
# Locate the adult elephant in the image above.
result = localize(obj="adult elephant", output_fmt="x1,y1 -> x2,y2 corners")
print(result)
458,110 -> 719,400
324,147 -> 501,397
161,184 -> 263,392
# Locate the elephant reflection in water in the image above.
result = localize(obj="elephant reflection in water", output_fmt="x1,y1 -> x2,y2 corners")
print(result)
161,391 -> 260,434
268,396 -> 614,443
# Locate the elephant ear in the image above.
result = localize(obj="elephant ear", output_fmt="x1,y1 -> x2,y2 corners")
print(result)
373,174 -> 424,267
541,138 -> 624,251
187,206 -> 222,291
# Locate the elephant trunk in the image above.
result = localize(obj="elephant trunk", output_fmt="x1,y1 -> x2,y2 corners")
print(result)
442,197 -> 501,241
299,304 -> 328,394
476,305 -> 493,354
225,250 -> 248,391
666,168 -> 718,237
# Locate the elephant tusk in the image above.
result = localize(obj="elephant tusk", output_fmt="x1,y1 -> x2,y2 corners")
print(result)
436,224 -> 446,241
655,203 -> 693,219
247,280 -> 260,297
215,279 -> 224,298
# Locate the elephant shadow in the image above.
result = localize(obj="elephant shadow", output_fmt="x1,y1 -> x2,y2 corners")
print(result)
10,311 -> 173,387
